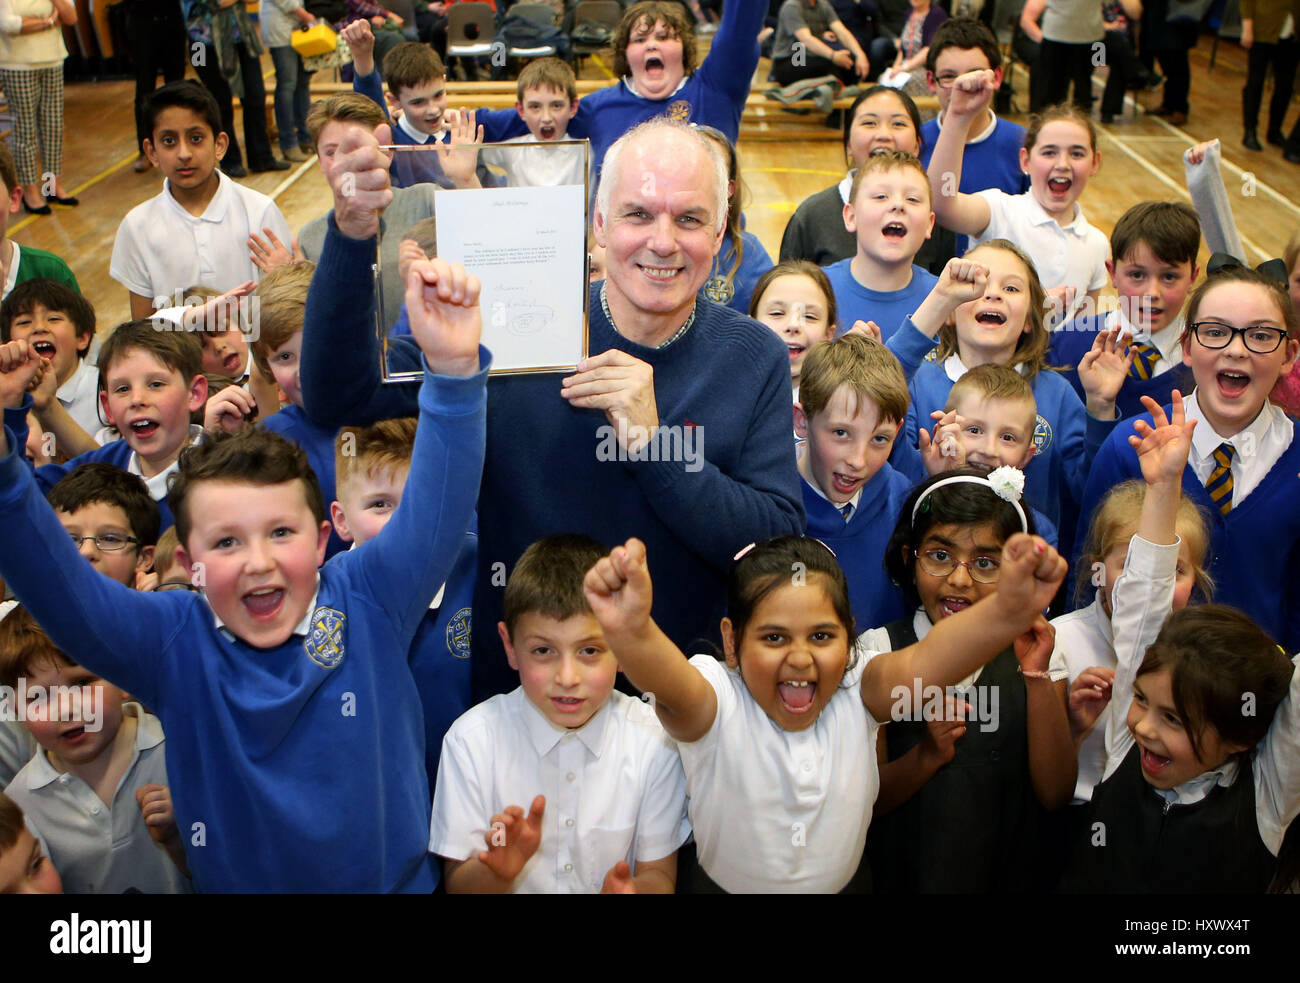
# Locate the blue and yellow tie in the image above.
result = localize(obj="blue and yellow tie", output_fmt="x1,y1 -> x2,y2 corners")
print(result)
841,502 -> 853,522
1128,342 -> 1162,381
1205,443 -> 1235,515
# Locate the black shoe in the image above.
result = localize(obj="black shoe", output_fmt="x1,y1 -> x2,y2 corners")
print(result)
46,194 -> 79,206
1101,112 -> 1115,125
222,162 -> 248,178
1285,148 -> 1300,165
249,158 -> 291,173
1144,73 -> 1164,91
1244,129 -> 1263,151
298,141 -> 315,156
1267,129 -> 1285,146
22,198 -> 51,215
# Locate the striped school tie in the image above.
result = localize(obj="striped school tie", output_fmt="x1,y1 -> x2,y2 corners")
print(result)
1128,342 -> 1162,381
1205,443 -> 1235,515
841,502 -> 853,522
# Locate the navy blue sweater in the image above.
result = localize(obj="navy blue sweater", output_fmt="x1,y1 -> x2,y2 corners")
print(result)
1078,407 -> 1300,650
801,464 -> 910,631
1049,314 -> 1194,421
299,241 -> 804,701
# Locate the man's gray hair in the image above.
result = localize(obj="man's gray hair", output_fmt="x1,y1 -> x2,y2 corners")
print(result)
595,118 -> 729,235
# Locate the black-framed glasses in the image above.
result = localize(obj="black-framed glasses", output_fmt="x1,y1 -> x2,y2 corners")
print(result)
1190,320 -> 1288,354
931,73 -> 961,89
153,580 -> 199,593
914,548 -> 1002,584
68,532 -> 139,553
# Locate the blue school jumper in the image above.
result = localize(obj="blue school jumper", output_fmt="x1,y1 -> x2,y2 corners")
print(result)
1049,313 -> 1194,421
901,361 -> 1115,533
1079,407 -> 1300,651
800,464 -> 910,631
409,526 -> 476,792
0,247 -> 489,894
475,0 -> 766,172
3,397 -> 175,530
823,261 -> 939,342
865,615 -> 1043,893
262,403 -> 348,559
1059,744 -> 1277,892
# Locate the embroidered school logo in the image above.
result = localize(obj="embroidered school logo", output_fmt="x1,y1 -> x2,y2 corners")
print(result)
666,99 -> 691,122
1032,414 -> 1053,455
304,606 -> 347,669
702,275 -> 734,304
446,607 -> 471,660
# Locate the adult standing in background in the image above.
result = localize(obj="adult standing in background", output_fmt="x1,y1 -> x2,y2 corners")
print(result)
261,0 -> 318,163
1239,0 -> 1300,149
1019,0 -> 1104,112
125,0 -> 189,174
1139,0 -> 1197,125
0,0 -> 78,214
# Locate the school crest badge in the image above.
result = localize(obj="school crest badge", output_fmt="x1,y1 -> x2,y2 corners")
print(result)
666,99 -> 691,122
304,606 -> 346,669
446,607 -> 471,660
703,275 -> 734,304
1032,414 -> 1053,455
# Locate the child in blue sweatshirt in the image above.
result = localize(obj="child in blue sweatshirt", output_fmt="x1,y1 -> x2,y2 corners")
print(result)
1,321 -> 209,531
896,239 -> 1126,535
0,219 -> 488,891
473,0 -> 767,173
330,417 -> 475,794
795,333 -> 965,629
1051,201 -> 1200,420
1079,265 -> 1300,652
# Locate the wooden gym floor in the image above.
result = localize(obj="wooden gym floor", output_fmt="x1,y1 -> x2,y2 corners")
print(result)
11,31 -> 1300,334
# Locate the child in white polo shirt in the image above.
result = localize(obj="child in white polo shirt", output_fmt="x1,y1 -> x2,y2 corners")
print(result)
431,535 -> 689,894
927,70 -> 1108,325
110,80 -> 290,321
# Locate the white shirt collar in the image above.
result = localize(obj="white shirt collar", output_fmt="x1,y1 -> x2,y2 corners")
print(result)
943,352 -> 1028,382
24,703 -> 163,790
1022,190 -> 1092,236
1109,308 -> 1185,364
397,112 -> 447,145
1153,756 -> 1240,807
211,580 -> 321,642
1185,390 -> 1278,460
3,241 -> 20,296
516,685 -> 611,757
838,169 -> 855,206
621,76 -> 688,100
55,358 -> 94,405
127,425 -> 205,500
163,169 -> 233,224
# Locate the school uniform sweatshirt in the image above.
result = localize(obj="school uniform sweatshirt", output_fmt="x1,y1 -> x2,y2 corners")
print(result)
1079,406 -> 1300,652
262,402 -> 348,559
298,240 -> 804,702
476,0 -> 767,171
0,235 -> 488,893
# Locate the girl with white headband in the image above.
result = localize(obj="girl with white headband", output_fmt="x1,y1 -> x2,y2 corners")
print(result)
859,465 -> 1076,892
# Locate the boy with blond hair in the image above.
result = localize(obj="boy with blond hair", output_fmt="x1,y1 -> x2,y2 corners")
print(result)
332,418 -> 476,789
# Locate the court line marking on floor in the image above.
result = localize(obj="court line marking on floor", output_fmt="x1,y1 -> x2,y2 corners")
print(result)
590,54 -> 616,81
268,157 -> 320,203
1098,128 -> 1271,264
7,151 -> 141,235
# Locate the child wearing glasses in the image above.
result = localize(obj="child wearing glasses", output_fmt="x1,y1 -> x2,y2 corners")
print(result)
858,466 -> 1075,892
920,18 -> 1029,207
47,464 -> 160,591
1080,265 -> 1300,651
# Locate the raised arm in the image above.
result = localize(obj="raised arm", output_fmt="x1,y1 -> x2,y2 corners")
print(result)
926,70 -> 996,238
1102,393 -> 1192,773
698,0 -> 767,102
583,538 -> 719,743
861,533 -> 1067,721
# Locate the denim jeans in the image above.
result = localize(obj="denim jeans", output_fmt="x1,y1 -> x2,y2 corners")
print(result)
269,45 -> 313,153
